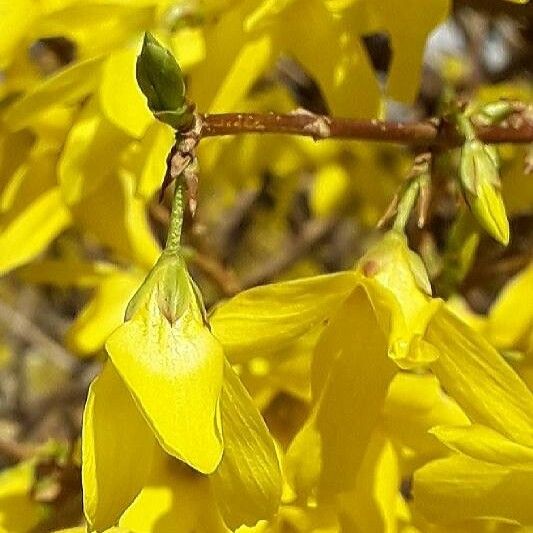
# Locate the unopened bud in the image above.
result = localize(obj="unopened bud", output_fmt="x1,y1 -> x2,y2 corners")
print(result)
459,139 -> 509,245
136,32 -> 192,129
125,252 -> 199,325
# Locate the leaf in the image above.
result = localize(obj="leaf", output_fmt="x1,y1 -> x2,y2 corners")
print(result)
211,361 -> 282,529
106,288 -> 224,474
210,272 -> 358,363
82,362 -> 156,531
4,56 -> 104,130
315,286 -> 396,497
427,306 -> 533,447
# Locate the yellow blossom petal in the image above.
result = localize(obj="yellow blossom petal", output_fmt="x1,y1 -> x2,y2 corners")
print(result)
66,270 -> 146,356
431,424 -> 533,467
82,362 -> 156,531
0,460 -> 47,532
315,286 -> 396,497
99,45 -> 154,138
210,272 -> 358,363
133,122 -> 175,201
427,306 -> 533,447
71,171 -> 160,269
384,373 -> 469,460
488,263 -> 533,351
0,187 -> 70,276
414,454 -> 533,525
106,285 -> 224,474
4,56 -> 104,130
338,432 -> 399,533
211,361 -> 282,529
58,97 -> 130,205
119,450 -> 229,533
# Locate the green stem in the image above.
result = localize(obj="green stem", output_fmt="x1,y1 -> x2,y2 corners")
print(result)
165,179 -> 185,255
393,181 -> 419,233
456,113 -> 477,143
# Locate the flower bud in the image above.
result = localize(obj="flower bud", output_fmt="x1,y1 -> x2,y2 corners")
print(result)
125,252 -> 202,325
136,32 -> 192,129
459,139 -> 509,245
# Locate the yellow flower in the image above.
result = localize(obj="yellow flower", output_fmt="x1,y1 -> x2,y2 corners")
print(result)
82,252 -> 281,531
212,230 -> 533,521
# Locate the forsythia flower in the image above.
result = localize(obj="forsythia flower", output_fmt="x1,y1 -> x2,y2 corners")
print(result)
211,230 -> 533,528
82,252 -> 281,531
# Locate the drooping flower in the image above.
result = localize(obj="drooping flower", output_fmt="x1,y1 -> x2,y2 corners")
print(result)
82,250 -> 281,532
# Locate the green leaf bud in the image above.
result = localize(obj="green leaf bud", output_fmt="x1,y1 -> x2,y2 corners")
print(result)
136,32 -> 192,129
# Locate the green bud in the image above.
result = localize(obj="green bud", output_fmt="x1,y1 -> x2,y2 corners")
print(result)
459,139 -> 509,245
136,32 -> 192,129
125,252 -> 201,325
476,100 -> 518,126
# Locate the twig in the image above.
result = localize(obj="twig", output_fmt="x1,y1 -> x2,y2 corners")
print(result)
200,113 -> 533,146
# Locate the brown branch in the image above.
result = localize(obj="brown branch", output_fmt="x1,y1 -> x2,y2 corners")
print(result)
200,113 -> 533,146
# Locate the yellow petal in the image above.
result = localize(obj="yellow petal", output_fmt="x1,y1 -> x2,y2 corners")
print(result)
188,4 -> 273,112
0,0 -> 37,69
488,263 -> 533,351
99,45 -> 154,138
427,306 -> 533,447
431,424 -> 533,467
58,97 -> 130,206
211,361 -> 282,529
82,362 -> 156,531
4,56 -> 103,130
315,286 -> 396,497
35,3 -> 155,60
278,0 -> 380,117
384,373 -> 469,459
133,122 -> 175,201
210,272 -> 358,363
414,454 -> 533,525
16,258 -> 114,288
106,291 -> 224,474
71,171 -> 160,270
0,187 -> 70,276
338,432 -> 399,533
0,460 -> 47,532
66,270 -> 146,356
373,0 -> 450,103
119,450 -> 229,533
285,410 -> 322,500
